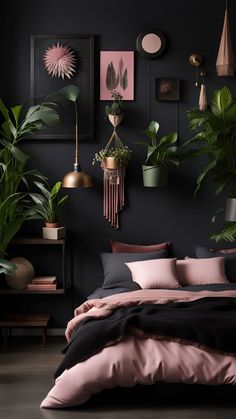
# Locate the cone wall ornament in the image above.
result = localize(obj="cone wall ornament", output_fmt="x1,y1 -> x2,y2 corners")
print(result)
216,3 -> 235,76
199,84 -> 208,112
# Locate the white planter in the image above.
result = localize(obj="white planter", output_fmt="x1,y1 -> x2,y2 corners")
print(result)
43,227 -> 66,240
225,197 -> 236,221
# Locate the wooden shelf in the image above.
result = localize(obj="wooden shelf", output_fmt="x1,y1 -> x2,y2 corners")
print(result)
0,289 -> 65,295
11,238 -> 65,245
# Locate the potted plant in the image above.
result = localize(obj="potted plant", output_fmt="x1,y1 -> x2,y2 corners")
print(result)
105,90 -> 125,127
0,92 -> 63,275
135,120 -> 178,187
93,146 -> 132,169
180,86 -> 236,241
29,180 -> 68,228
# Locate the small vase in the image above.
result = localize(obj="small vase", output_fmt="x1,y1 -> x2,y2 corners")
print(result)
5,257 -> 34,290
142,165 -> 168,187
225,197 -> 236,221
45,222 -> 60,228
102,157 -> 120,169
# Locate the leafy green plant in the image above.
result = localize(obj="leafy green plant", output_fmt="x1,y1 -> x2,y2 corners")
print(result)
104,90 -> 124,117
135,120 -> 179,166
0,85 -> 78,273
92,146 -> 132,167
29,181 -> 68,224
181,86 -> 236,197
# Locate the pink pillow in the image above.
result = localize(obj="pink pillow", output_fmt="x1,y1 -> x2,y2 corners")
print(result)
125,258 -> 180,289
110,240 -> 170,253
176,257 -> 229,286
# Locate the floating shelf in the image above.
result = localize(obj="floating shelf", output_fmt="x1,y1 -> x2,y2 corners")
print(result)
0,289 -> 65,295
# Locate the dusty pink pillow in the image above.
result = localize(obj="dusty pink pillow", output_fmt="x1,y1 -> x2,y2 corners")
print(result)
125,258 -> 180,289
110,240 -> 170,253
176,257 -> 229,286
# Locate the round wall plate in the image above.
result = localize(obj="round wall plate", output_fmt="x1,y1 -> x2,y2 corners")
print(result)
136,30 -> 166,58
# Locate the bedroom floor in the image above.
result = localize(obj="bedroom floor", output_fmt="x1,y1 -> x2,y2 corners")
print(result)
0,337 -> 236,419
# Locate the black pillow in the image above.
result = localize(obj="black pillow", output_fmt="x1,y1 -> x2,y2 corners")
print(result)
195,245 -> 236,283
100,250 -> 168,288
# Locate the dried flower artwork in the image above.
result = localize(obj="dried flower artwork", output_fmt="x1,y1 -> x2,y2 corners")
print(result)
43,42 -> 76,79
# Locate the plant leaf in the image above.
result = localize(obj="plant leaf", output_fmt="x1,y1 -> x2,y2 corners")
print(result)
211,86 -> 232,118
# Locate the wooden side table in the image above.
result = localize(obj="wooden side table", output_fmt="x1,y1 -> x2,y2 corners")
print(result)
0,314 -> 50,347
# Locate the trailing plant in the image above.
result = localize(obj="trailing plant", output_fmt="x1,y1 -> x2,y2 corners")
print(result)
135,120 -> 179,166
29,181 -> 68,224
180,86 -> 236,197
104,90 -> 125,117
93,146 -> 132,167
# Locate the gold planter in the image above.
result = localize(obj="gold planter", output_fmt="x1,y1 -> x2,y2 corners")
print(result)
102,157 -> 120,169
108,114 -> 124,127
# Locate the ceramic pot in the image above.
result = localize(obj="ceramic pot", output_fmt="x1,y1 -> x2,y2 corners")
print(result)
45,222 -> 60,228
142,165 -> 168,187
102,157 -> 120,169
5,257 -> 34,290
225,197 -> 236,221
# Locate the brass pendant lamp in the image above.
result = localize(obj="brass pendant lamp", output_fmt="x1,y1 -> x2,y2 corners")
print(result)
62,101 -> 93,188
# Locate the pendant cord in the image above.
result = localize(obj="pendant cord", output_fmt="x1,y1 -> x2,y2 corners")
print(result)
147,59 -> 151,123
226,0 -> 228,9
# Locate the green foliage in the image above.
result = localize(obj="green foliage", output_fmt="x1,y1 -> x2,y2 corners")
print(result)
181,86 -> 236,197
104,90 -> 124,116
29,181 -> 68,223
93,146 -> 132,167
0,85 -> 77,271
135,120 -> 179,167
211,222 -> 236,243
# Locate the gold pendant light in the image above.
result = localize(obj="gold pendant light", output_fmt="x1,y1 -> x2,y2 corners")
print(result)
62,102 -> 93,188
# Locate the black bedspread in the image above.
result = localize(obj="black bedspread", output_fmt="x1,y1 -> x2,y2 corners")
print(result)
54,296 -> 236,379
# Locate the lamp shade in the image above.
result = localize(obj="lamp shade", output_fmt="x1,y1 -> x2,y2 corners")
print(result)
62,166 -> 93,188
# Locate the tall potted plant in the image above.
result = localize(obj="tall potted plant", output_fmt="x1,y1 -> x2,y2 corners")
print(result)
135,121 -> 178,187
0,85 -> 78,273
180,86 -> 236,242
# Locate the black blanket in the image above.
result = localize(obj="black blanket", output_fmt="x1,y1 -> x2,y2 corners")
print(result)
54,297 -> 236,379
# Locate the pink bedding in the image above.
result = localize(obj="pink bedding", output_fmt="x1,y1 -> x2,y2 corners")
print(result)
41,289 -> 236,409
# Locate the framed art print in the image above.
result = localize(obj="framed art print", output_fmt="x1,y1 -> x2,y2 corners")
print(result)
100,51 -> 134,100
156,78 -> 180,102
30,34 -> 94,140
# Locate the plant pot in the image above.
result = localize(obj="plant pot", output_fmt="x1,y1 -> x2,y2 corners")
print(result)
5,257 -> 34,290
142,165 -> 168,187
225,197 -> 236,221
45,222 -> 60,228
108,114 -> 124,127
102,157 -> 121,169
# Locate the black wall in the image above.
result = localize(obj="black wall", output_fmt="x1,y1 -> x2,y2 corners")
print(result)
2,0 -> 236,320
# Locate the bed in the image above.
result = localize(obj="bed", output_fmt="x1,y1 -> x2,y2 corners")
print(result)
41,241 -> 236,409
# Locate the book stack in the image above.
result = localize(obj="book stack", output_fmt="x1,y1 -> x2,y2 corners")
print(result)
27,276 -> 57,291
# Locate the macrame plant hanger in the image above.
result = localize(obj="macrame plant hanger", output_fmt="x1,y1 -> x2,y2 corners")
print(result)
103,115 -> 125,229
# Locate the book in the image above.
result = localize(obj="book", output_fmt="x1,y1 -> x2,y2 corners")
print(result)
32,276 -> 56,285
27,283 -> 57,290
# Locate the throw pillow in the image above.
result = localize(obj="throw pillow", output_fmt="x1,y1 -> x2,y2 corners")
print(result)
176,257 -> 229,286
125,258 -> 180,289
100,250 -> 168,288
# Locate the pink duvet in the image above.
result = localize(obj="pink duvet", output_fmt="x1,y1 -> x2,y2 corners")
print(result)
41,289 -> 236,409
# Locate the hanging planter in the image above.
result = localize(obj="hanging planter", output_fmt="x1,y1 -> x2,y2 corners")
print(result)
142,165 -> 168,187
135,120 -> 179,188
93,92 -> 132,228
216,2 -> 235,77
